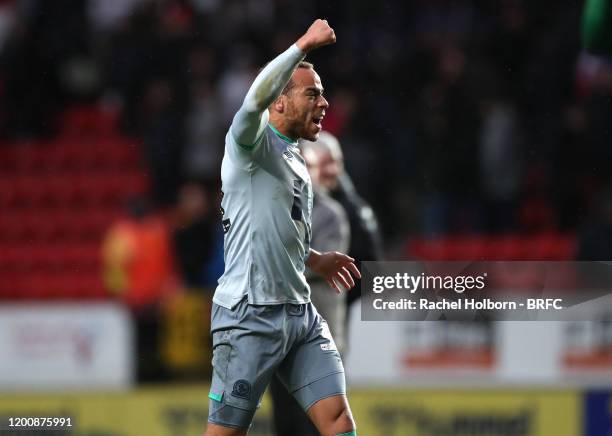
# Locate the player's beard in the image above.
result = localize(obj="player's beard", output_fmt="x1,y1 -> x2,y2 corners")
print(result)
299,110 -> 322,141
301,124 -> 319,141
285,99 -> 321,141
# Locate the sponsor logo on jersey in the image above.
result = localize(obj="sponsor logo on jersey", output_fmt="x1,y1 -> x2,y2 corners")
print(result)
321,342 -> 337,351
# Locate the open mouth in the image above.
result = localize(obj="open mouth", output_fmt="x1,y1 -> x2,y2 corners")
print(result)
312,116 -> 324,128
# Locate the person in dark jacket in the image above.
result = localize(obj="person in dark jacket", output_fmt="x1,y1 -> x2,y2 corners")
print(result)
311,131 -> 383,311
270,139 -> 352,436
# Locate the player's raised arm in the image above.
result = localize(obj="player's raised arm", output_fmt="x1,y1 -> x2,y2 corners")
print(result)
230,19 -> 336,149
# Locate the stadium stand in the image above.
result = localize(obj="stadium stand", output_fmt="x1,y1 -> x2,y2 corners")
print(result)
0,104 -> 149,300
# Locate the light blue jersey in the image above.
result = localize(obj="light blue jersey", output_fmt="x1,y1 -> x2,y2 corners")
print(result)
214,123 -> 313,308
207,34 -> 351,433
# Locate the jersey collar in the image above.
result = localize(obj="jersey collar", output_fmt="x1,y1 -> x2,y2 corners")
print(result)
269,123 -> 298,145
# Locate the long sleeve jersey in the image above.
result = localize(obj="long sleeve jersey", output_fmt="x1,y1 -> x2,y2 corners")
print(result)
213,44 -> 315,309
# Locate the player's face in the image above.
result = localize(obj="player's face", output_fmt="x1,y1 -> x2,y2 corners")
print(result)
285,68 -> 328,141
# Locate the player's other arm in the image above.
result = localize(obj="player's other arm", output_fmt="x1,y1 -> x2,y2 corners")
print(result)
307,249 -> 361,293
230,19 -> 336,149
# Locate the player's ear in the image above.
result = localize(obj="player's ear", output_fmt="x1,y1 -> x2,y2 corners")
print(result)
272,95 -> 285,113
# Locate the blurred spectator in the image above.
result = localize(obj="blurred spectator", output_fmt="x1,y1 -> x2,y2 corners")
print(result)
578,187 -> 612,261
137,78 -> 186,206
172,181 -> 219,289
87,0 -> 144,33
479,98 -> 523,232
517,166 -> 557,233
102,197 -> 178,381
583,61 -> 612,187
217,44 -> 257,125
102,197 -> 177,308
416,44 -> 482,235
308,131 -> 383,313
0,0 -> 16,54
182,80 -> 224,180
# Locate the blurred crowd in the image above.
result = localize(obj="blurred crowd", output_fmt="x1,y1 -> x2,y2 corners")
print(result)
2,0 -> 612,252
1,0 -> 612,389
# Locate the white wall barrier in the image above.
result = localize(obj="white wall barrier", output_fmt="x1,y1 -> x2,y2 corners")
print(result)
346,304 -> 612,387
0,303 -> 133,390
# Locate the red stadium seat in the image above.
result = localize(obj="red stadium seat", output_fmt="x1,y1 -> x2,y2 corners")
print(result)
60,105 -> 120,137
0,106 -> 149,301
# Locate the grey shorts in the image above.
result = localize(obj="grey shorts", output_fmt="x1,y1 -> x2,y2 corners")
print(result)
207,297 -> 346,429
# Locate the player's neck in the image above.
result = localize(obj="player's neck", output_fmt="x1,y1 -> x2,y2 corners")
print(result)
268,118 -> 298,144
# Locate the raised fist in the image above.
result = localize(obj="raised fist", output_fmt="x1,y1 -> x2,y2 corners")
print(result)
297,19 -> 336,53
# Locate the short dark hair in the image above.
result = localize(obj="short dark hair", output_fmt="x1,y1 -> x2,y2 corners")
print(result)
281,61 -> 314,95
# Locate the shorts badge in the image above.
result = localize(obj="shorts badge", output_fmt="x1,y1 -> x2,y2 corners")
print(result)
231,379 -> 251,400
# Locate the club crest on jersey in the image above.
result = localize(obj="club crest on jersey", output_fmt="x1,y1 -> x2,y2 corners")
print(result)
222,218 -> 231,234
282,150 -> 293,161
